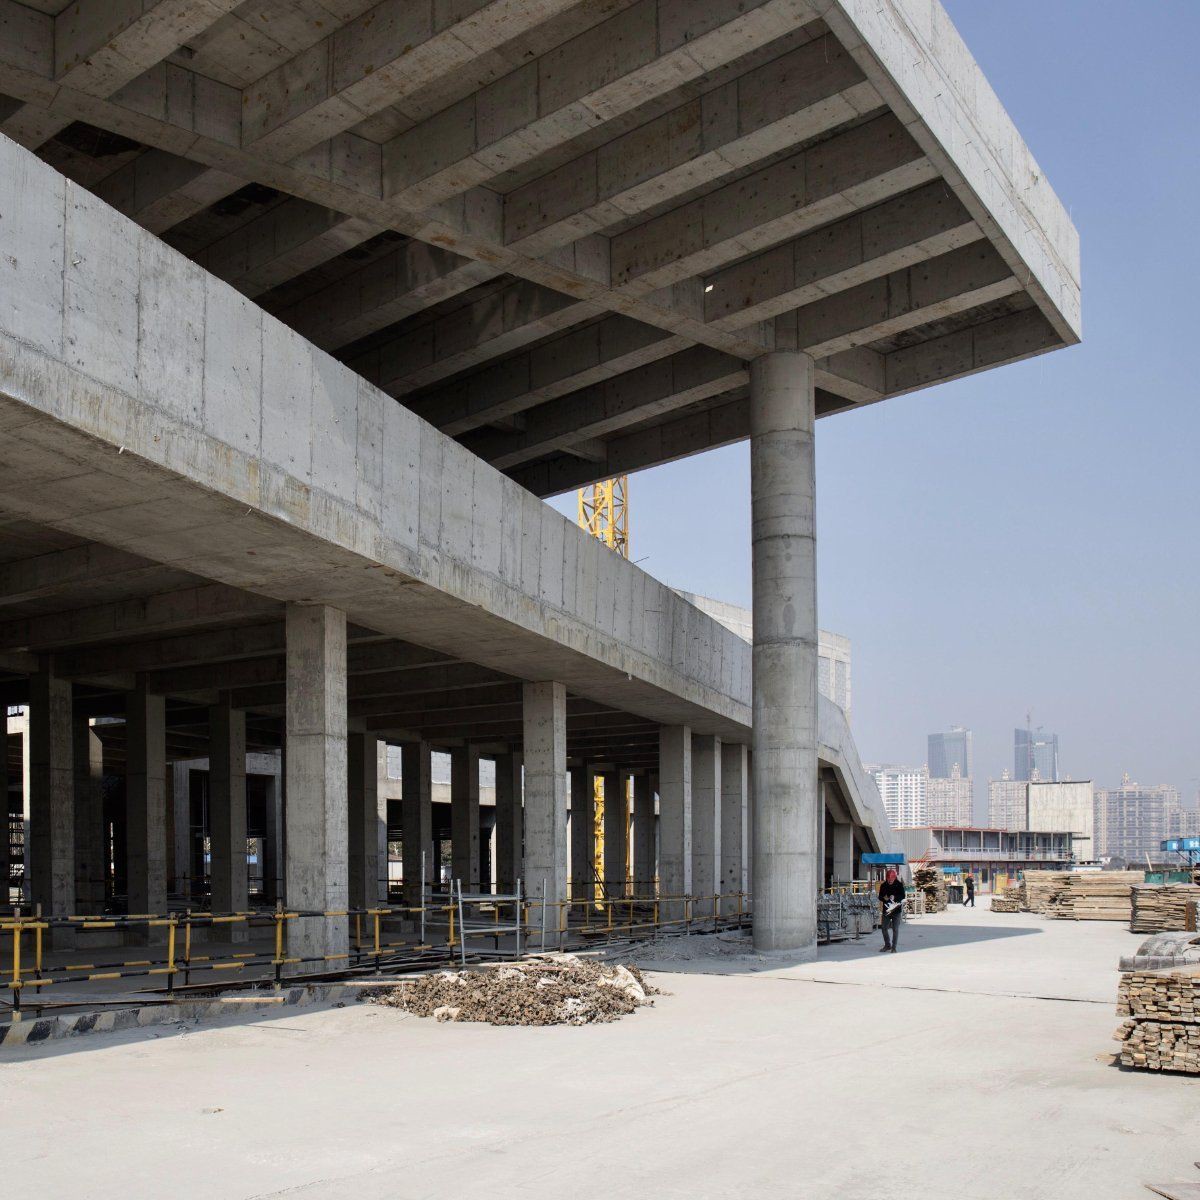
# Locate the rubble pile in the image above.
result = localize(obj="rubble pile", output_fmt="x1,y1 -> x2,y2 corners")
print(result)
367,955 -> 659,1026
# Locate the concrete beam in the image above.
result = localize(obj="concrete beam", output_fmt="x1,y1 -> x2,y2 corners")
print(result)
241,0 -> 593,161
0,543 -> 166,604
504,29 -> 877,255
194,198 -> 383,299
611,113 -> 932,294
0,585 -> 283,652
383,0 -> 820,211
465,346 -> 747,470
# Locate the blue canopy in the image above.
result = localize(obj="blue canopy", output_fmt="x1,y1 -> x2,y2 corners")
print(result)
862,852 -> 905,865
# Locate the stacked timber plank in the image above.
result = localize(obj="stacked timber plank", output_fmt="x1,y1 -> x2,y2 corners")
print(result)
1130,884 -> 1200,934
1114,967 -> 1200,1074
990,890 -> 1024,913
1024,872 -> 1070,914
911,865 -> 947,914
1045,871 -> 1140,921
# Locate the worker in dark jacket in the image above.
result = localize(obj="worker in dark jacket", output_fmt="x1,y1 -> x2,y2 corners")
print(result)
964,874 -> 976,907
878,868 -> 905,953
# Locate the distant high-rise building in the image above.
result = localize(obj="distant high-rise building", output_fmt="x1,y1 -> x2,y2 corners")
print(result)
988,770 -> 1027,831
1015,726 -> 1059,781
1165,792 -> 1200,840
1094,776 -> 1180,862
926,764 -> 973,826
928,726 -> 973,780
868,765 -> 927,828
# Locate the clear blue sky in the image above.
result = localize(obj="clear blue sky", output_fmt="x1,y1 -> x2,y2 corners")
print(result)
551,1 -> 1200,819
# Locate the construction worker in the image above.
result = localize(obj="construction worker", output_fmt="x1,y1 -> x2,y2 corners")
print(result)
878,867 -> 905,953
965,873 -> 976,907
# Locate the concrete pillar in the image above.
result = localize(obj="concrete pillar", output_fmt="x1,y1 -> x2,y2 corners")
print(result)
750,350 -> 818,955
401,741 -> 433,906
208,700 -> 247,939
1,720 -> 8,905
285,604 -> 348,965
495,751 -> 523,895
261,752 -> 283,904
73,716 -> 105,914
522,682 -> 567,941
831,821 -> 854,884
602,770 -> 628,899
125,681 -> 166,921
347,731 -> 384,909
570,763 -> 596,904
29,669 -> 74,938
171,760 -> 192,899
691,736 -> 721,913
721,742 -> 748,914
658,726 -> 691,922
450,744 -> 480,890
632,773 -> 654,896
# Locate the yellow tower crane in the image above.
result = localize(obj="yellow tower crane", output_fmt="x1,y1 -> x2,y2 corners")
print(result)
577,477 -> 631,901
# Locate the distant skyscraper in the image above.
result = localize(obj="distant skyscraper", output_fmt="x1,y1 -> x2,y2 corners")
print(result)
926,765 -> 973,826
928,726 -> 973,780
868,765 -> 927,828
1094,776 -> 1180,862
988,770 -> 1027,831
1015,726 -> 1059,781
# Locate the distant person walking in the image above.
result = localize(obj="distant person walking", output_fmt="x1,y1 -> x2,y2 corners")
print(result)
878,868 -> 905,953
965,874 -> 976,907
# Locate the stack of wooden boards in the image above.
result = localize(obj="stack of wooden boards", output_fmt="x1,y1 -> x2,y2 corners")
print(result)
1024,872 -> 1070,913
1131,884 -> 1200,934
1044,871 -> 1141,921
1115,967 -> 1200,1074
911,865 -> 947,914
989,889 -> 1023,913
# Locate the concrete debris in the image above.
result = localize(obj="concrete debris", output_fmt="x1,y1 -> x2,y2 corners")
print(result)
365,956 -> 659,1026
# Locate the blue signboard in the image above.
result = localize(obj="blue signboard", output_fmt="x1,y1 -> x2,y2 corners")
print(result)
1162,838 -> 1200,853
862,852 -> 905,865
940,865 -> 961,873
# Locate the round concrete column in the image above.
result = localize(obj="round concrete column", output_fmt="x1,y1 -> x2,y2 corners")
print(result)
750,351 -> 818,956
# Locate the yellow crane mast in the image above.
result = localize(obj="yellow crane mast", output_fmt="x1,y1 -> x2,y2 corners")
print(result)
577,478 -> 631,900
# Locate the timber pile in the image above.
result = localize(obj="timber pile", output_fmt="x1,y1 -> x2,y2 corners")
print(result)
1045,871 -> 1140,921
990,891 -> 1023,913
1130,884 -> 1200,934
912,865 -> 947,914
1023,871 -> 1069,913
366,955 -> 658,1026
1114,967 -> 1200,1074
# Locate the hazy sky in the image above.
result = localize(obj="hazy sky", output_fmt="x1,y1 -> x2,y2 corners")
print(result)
550,1 -> 1200,819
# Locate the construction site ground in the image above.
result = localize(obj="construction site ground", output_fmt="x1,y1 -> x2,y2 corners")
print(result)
2,900 -> 1196,1199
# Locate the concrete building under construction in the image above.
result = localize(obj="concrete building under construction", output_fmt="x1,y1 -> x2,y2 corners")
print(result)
0,0 -> 1079,967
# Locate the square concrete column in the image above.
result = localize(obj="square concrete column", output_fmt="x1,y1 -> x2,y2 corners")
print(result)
125,680 -> 166,921
691,736 -> 721,911
29,668 -> 74,936
261,752 -> 283,904
73,716 -> 105,914
495,751 -> 523,895
348,731 -> 384,909
522,682 -> 567,940
601,769 -> 628,899
208,700 -> 247,939
632,772 -> 655,896
285,604 -> 348,965
658,726 -> 691,922
570,763 -> 596,904
400,741 -> 433,906
750,351 -> 819,956
721,743 -> 749,914
831,821 -> 854,884
450,744 -> 480,890
171,760 -> 193,899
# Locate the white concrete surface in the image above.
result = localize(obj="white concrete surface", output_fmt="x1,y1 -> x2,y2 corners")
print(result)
2,903 -> 1190,1200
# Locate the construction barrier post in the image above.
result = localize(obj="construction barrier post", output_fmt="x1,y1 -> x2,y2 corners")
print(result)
183,909 -> 193,988
373,909 -> 381,973
166,918 -> 177,993
9,915 -> 21,1020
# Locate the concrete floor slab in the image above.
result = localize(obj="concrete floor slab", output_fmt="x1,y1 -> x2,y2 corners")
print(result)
1,902 -> 1194,1199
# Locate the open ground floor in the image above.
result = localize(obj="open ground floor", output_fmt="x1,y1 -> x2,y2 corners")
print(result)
1,902 -> 1193,1199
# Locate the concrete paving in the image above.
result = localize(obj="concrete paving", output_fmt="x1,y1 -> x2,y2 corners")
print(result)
1,902 -> 1193,1200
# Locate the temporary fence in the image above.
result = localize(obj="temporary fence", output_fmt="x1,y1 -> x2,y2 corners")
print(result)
2,883 -> 755,1018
